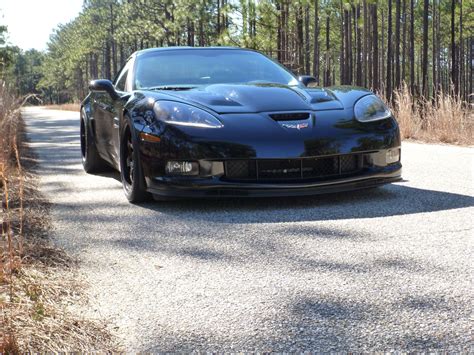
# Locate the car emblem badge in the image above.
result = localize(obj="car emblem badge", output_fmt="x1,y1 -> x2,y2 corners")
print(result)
281,122 -> 309,130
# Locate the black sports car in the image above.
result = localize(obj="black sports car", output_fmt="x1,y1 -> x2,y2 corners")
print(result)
81,47 -> 401,202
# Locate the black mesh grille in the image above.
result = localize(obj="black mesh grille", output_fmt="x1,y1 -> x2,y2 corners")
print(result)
224,154 -> 364,182
225,160 -> 249,178
340,154 -> 360,173
259,160 -> 302,179
303,157 -> 338,178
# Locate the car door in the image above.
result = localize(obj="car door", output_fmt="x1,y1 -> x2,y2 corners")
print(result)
90,89 -> 110,160
110,58 -> 134,166
94,59 -> 133,168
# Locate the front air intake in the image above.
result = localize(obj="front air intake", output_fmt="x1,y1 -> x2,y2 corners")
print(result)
224,154 -> 365,182
269,112 -> 311,121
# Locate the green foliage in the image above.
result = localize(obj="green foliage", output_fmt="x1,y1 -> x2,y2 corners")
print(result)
0,23 -> 13,77
8,49 -> 45,96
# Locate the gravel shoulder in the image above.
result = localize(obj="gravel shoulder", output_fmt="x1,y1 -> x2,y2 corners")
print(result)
23,107 -> 473,352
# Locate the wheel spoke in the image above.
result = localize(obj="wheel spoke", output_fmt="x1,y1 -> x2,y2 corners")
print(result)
127,136 -> 134,183
121,130 -> 136,186
80,120 -> 87,157
130,161 -> 135,182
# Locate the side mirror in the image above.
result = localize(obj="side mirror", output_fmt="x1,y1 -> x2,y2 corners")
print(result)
89,79 -> 120,100
298,75 -> 318,87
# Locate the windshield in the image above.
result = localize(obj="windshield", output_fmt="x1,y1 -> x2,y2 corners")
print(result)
134,49 -> 299,89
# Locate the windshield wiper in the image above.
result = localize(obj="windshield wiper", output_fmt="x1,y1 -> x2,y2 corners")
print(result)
145,86 -> 197,91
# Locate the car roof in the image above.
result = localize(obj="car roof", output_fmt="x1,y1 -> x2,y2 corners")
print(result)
134,46 -> 253,57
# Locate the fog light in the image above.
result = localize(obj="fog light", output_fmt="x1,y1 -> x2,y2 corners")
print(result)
165,161 -> 199,175
386,149 -> 400,164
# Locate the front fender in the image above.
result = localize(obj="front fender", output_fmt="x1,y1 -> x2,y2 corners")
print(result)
326,86 -> 373,109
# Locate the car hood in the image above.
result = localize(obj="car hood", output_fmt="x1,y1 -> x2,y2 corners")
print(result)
150,84 -> 368,114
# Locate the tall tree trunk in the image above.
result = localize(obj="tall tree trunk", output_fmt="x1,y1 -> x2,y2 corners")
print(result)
340,1 -> 345,84
199,16 -> 205,46
409,0 -> 415,94
450,0 -> 458,94
104,40 -> 111,80
372,4 -> 379,91
432,0 -> 437,97
347,5 -> 354,85
395,0 -> 401,89
401,0 -> 407,84
418,43 -> 422,93
242,0 -> 248,41
346,8 -> 353,84
459,0 -> 464,99
313,0 -> 320,84
368,5 -> 373,88
381,8 -> 385,89
248,0 -> 257,48
187,19 -> 195,46
89,53 -> 98,80
363,0 -> 368,87
223,0 -> 229,31
387,0 -> 393,99
165,5 -> 173,46
217,0 -> 221,36
422,0 -> 429,97
281,1 -> 289,65
304,5 -> 311,74
110,3 -> 117,75
276,1 -> 282,62
469,38 -> 473,101
356,4 -> 362,86
296,5 -> 304,73
119,44 -> 124,67
325,15 -> 331,86
436,0 -> 441,92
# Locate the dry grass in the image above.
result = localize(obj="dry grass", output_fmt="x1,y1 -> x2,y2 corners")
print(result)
388,84 -> 473,145
0,82 -> 116,352
42,103 -> 81,112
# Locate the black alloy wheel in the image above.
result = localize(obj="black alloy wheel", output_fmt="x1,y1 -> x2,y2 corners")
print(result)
120,119 -> 151,203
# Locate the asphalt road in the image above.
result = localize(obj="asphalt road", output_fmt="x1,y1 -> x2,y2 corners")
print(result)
23,107 -> 473,352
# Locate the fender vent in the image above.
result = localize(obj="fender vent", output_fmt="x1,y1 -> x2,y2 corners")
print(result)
269,112 -> 310,121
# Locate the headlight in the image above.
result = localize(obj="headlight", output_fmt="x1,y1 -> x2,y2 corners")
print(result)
354,95 -> 392,122
153,101 -> 223,128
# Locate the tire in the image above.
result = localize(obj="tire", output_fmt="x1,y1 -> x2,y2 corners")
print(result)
120,118 -> 151,203
80,108 -> 109,173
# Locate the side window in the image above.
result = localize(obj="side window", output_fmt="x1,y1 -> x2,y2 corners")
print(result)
114,58 -> 134,92
115,69 -> 129,92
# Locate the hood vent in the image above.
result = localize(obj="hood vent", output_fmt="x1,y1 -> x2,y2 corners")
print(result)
308,90 -> 335,103
269,112 -> 310,121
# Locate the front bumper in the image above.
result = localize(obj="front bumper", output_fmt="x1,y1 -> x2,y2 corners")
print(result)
145,160 -> 402,199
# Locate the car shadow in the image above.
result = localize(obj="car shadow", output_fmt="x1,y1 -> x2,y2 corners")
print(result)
136,183 -> 474,223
